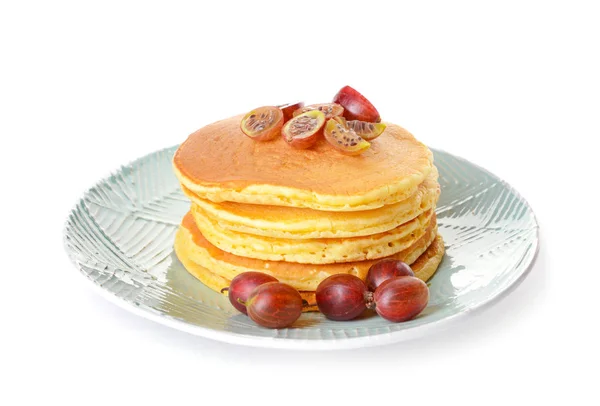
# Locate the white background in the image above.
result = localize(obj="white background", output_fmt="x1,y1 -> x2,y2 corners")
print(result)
1,1 -> 599,405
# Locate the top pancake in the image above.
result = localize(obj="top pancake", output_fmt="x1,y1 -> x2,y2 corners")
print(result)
173,114 -> 434,211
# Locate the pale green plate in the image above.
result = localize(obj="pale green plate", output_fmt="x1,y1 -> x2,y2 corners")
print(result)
64,147 -> 539,349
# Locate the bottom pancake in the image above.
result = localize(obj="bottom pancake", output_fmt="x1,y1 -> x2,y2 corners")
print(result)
174,213 -> 445,312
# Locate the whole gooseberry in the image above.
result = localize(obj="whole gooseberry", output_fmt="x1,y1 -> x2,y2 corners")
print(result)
366,259 -> 414,291
226,272 -> 278,314
246,282 -> 303,329
315,274 -> 371,321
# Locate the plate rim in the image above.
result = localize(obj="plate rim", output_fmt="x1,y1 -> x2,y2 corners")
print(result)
63,146 -> 540,350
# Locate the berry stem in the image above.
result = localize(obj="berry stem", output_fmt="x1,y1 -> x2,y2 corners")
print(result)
364,291 -> 376,310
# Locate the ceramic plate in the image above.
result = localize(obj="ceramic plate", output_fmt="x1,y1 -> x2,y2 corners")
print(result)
64,147 -> 539,349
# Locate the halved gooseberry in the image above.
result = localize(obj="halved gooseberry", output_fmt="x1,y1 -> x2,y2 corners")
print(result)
277,101 -> 304,122
324,118 -> 370,155
346,120 -> 387,140
332,116 -> 347,126
241,106 -> 284,141
333,85 -> 381,123
282,110 -> 325,149
293,103 -> 344,120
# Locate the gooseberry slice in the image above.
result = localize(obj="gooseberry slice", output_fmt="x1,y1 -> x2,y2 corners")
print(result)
277,101 -> 304,122
346,120 -> 387,140
240,106 -> 284,141
282,110 -> 325,149
293,103 -> 344,120
324,118 -> 370,155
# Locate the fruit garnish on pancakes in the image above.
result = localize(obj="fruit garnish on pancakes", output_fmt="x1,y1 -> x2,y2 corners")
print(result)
324,116 -> 371,155
240,106 -> 283,141
333,85 -> 381,123
293,103 -> 344,120
241,86 -> 383,155
281,110 -> 325,149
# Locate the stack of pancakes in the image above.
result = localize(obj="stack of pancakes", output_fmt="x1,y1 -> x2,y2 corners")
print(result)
173,115 -> 444,311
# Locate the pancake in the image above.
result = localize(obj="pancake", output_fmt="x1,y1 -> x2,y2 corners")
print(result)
174,211 -> 438,291
175,222 -> 445,312
191,204 -> 434,264
184,167 -> 440,239
173,115 -> 434,211
410,233 -> 445,282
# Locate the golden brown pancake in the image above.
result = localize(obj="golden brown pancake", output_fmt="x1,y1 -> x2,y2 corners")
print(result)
173,115 -> 434,211
191,205 -> 434,264
174,212 -> 438,291
411,234 -> 445,282
183,166 -> 440,239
